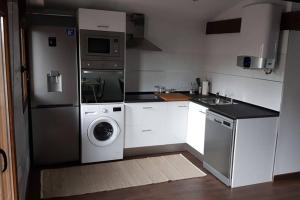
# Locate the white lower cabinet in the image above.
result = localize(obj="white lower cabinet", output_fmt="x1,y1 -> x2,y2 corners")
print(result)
125,125 -> 164,148
125,101 -> 189,148
186,102 -> 208,154
125,102 -> 166,148
166,102 -> 189,143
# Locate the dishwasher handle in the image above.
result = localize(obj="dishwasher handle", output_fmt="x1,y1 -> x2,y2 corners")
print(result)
207,112 -> 234,130
214,119 -> 222,124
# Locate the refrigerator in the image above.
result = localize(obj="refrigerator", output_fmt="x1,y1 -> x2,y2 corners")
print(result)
29,26 -> 79,165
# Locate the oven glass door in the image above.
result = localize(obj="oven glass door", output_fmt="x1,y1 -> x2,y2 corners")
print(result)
81,70 -> 124,103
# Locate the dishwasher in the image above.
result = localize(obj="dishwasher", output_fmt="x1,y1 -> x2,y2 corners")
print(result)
203,111 -> 235,186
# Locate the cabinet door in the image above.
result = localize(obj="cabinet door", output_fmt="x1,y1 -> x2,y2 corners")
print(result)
125,103 -> 167,148
166,101 -> 189,144
125,124 -> 165,148
186,102 -> 207,154
32,107 -> 79,165
78,9 -> 126,32
125,103 -> 166,127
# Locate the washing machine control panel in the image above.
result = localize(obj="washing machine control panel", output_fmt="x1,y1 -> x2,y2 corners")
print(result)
102,108 -> 108,113
113,107 -> 122,112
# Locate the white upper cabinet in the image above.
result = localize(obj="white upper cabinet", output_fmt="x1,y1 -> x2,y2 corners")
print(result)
78,8 -> 126,32
186,102 -> 208,154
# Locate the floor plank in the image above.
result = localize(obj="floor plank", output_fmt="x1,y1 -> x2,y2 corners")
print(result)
27,151 -> 300,200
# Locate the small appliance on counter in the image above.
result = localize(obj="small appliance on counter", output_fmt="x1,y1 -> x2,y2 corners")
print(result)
202,80 -> 210,96
196,78 -> 202,95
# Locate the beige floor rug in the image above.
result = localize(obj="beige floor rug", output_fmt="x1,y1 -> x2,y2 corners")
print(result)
41,154 -> 206,199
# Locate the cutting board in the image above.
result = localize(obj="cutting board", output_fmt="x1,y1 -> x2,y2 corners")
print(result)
158,93 -> 191,101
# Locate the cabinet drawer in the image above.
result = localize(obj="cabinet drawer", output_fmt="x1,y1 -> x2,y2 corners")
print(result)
78,9 -> 126,32
125,103 -> 166,126
189,102 -> 208,113
125,125 -> 165,148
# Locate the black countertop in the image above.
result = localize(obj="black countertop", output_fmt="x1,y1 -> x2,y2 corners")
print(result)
208,103 -> 279,120
190,95 -> 279,119
125,92 -> 280,119
125,92 -> 164,103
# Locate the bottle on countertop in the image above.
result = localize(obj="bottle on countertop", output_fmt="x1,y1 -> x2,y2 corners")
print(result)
202,80 -> 209,96
196,78 -> 202,95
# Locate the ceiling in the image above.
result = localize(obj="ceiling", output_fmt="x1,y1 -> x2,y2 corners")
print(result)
28,0 -> 244,21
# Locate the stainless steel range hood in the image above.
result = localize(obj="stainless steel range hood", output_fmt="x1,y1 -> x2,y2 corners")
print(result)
126,13 -> 162,51
237,3 -> 283,72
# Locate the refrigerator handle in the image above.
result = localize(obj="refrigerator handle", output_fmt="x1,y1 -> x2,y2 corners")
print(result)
34,104 -> 75,108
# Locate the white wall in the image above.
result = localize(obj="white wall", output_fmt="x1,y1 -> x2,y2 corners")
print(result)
125,17 -> 205,92
274,3 -> 300,176
203,0 -> 291,111
8,2 -> 31,200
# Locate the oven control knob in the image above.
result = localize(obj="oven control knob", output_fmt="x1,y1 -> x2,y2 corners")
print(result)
102,108 -> 108,113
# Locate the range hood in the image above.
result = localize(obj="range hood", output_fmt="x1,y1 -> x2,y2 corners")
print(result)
237,3 -> 283,73
126,13 -> 162,51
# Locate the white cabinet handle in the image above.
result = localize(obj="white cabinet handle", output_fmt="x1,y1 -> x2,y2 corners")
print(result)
142,129 -> 152,132
97,25 -> 109,28
178,105 -> 188,108
142,107 -> 153,109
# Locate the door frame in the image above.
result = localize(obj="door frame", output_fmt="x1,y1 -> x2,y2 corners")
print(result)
0,0 -> 19,199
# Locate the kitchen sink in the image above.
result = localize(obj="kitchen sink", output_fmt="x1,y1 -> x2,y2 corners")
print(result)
194,97 -> 237,106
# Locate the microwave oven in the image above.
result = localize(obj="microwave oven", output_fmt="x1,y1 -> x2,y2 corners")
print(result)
79,30 -> 125,69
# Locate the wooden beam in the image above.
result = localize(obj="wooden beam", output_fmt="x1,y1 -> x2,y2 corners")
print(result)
206,18 -> 241,34
282,0 -> 300,2
206,11 -> 300,34
0,0 -> 7,16
281,11 -> 300,31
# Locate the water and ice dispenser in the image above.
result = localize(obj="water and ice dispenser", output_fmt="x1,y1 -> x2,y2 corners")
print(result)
47,71 -> 62,92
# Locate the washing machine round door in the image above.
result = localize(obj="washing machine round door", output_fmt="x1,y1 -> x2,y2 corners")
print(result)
87,117 -> 120,147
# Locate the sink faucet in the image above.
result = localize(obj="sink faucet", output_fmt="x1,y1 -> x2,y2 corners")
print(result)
225,94 -> 234,104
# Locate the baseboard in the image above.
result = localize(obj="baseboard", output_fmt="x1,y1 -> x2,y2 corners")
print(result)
274,171 -> 300,181
124,143 -> 186,157
184,144 -> 204,161
124,143 -> 204,162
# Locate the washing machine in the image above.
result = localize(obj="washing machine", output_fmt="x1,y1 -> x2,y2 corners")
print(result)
81,104 -> 124,163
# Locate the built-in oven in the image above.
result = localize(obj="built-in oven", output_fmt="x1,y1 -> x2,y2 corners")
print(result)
81,70 -> 124,103
79,30 -> 125,69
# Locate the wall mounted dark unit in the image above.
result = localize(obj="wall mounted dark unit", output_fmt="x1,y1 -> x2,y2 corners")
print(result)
206,18 -> 242,34
126,13 -> 162,51
26,9 -> 76,27
0,0 -> 7,16
206,11 -> 300,35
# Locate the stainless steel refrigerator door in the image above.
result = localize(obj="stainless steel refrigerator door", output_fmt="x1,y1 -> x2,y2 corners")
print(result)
203,112 -> 235,186
29,26 -> 78,107
31,107 -> 79,165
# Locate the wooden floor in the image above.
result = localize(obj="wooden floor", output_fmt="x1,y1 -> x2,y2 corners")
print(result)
27,151 -> 300,200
